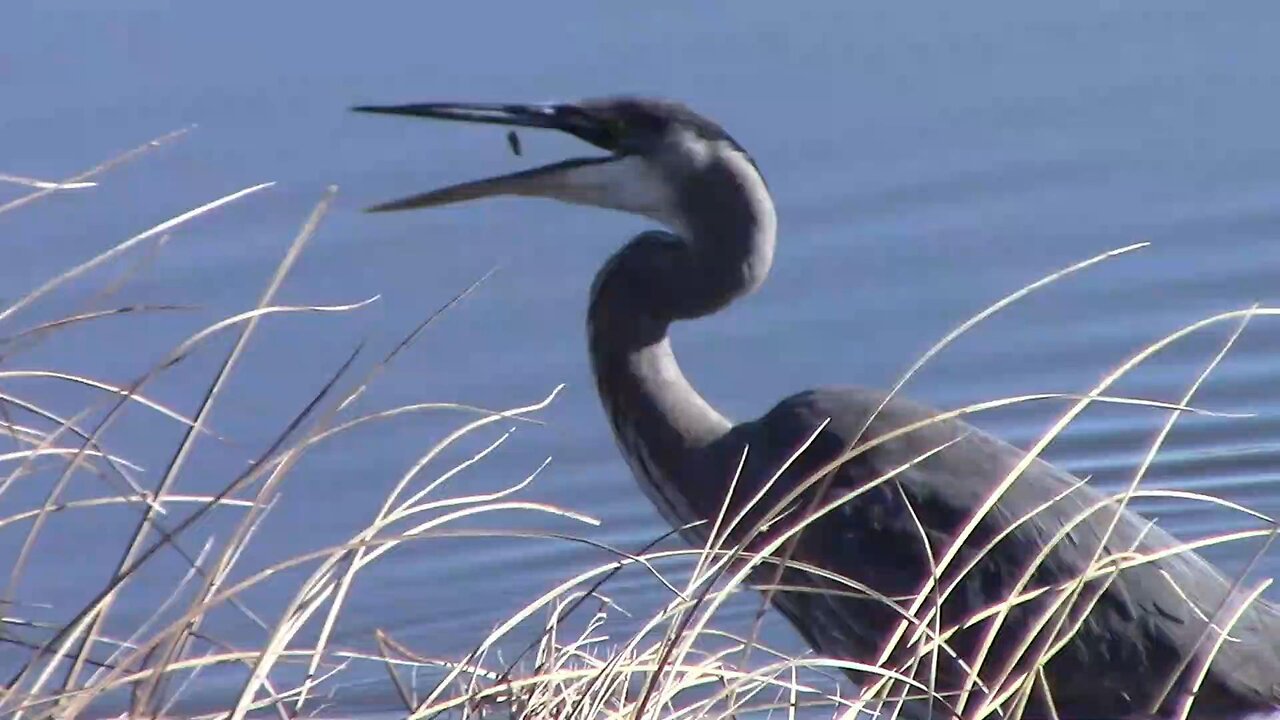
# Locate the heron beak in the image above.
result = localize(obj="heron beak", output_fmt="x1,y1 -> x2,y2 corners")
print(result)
353,102 -> 619,213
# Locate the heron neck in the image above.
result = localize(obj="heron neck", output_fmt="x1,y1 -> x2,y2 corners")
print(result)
587,237 -> 736,458
587,163 -> 776,512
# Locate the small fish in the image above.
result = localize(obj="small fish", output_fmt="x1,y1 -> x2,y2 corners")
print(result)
506,130 -> 522,156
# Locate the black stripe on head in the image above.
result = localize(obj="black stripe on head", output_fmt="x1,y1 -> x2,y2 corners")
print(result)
577,96 -> 765,183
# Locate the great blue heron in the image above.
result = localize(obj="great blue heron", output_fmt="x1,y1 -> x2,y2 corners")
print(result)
355,97 -> 1280,718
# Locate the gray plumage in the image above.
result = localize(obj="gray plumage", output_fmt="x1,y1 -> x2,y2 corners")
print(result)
356,96 -> 1280,719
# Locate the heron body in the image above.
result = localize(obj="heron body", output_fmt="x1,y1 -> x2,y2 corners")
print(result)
356,97 -> 1280,718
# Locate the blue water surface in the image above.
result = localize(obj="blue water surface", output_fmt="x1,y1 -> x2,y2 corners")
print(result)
3,2 -> 1280,715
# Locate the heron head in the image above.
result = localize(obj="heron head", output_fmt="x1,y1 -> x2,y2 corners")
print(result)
353,96 -> 763,232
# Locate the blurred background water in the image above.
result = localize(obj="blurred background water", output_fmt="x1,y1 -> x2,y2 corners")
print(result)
3,1 -> 1280,714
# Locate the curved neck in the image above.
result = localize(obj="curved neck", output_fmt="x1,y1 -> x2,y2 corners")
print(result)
587,151 -> 776,521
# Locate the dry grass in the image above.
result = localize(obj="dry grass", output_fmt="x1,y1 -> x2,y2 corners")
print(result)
2,136 -> 1277,720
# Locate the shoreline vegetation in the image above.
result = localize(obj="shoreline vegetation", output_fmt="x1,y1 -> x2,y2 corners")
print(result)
2,135 -> 1277,719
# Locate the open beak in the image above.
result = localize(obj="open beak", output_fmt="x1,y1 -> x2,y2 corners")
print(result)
353,102 -> 618,213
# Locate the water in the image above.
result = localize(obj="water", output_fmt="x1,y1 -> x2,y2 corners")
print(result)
3,1 -> 1280,715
